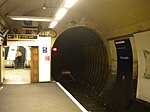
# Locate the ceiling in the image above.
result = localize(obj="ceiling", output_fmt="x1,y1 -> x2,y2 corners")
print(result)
54,0 -> 150,38
0,0 -> 62,33
0,0 -> 150,38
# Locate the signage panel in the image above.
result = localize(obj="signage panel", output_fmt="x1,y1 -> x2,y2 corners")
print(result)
7,34 -> 38,40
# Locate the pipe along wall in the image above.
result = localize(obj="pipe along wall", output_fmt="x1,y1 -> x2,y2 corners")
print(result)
51,27 -> 150,112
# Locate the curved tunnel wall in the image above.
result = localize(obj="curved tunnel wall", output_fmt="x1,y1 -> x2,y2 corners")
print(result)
52,27 -> 110,95
51,27 -> 150,112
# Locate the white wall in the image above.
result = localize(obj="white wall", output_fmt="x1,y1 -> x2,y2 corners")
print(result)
38,37 -> 51,82
109,40 -> 117,77
0,46 -> 5,83
134,31 -> 150,103
7,46 -> 17,60
7,40 -> 39,46
23,46 -> 31,60
7,35 -> 52,82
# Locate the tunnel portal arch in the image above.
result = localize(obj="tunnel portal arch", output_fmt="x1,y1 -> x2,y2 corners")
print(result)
51,26 -> 111,96
51,26 -> 150,112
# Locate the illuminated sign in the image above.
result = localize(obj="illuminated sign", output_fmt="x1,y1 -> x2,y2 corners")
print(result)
18,35 -> 37,39
7,34 -> 17,39
7,34 -> 38,40
52,47 -> 58,52
43,47 -> 47,53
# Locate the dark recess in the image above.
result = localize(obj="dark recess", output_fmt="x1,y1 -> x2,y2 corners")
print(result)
51,27 -> 150,112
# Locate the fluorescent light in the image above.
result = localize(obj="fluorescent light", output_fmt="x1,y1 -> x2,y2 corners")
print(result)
49,21 -> 58,28
42,6 -> 46,10
0,87 -> 3,91
55,8 -> 68,21
8,16 -> 52,22
48,0 -> 78,28
11,18 -> 51,22
64,0 -> 78,8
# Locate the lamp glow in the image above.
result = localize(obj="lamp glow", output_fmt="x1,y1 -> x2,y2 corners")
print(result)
8,16 -> 52,22
55,8 -> 68,21
64,0 -> 78,8
52,48 -> 58,52
49,21 -> 58,28
48,0 -> 78,28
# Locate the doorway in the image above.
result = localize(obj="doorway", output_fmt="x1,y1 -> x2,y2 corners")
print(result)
4,46 -> 32,84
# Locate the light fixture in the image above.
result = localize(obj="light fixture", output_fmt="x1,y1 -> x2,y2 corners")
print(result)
55,8 -> 68,21
48,0 -> 79,28
8,16 -> 52,22
42,0 -> 46,10
42,4 -> 46,10
49,21 -> 58,28
64,0 -> 78,8
52,48 -> 58,52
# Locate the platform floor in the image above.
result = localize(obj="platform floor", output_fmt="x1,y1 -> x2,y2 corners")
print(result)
4,68 -> 31,84
0,83 -> 81,112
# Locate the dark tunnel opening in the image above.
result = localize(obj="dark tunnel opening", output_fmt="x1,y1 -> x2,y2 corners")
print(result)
52,27 -> 109,93
51,27 -> 150,112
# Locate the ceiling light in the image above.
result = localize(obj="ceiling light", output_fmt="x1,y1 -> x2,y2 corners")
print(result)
42,0 -> 46,10
55,8 -> 68,21
64,0 -> 78,8
48,0 -> 78,28
42,4 -> 46,10
42,0 -> 47,10
49,21 -> 58,28
8,16 -> 52,22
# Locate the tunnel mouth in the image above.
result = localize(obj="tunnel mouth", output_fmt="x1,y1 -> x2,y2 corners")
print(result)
51,27 -> 150,112
51,26 -> 110,96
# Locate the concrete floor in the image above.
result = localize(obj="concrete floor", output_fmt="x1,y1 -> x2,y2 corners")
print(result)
4,68 -> 31,84
0,83 -> 81,112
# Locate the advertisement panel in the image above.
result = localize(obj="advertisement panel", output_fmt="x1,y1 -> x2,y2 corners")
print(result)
134,31 -> 150,102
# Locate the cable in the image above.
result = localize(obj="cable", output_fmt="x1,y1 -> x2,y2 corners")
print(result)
0,0 -> 8,8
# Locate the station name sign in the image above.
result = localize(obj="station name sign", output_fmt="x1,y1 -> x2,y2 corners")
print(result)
7,34 -> 38,40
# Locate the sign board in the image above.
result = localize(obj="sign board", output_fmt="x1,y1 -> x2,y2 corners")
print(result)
7,34 -> 38,40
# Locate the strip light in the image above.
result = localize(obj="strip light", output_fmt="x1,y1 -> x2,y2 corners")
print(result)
49,21 -> 58,28
8,16 -> 52,22
55,8 -> 68,21
0,87 -> 3,91
7,0 -> 79,29
49,0 -> 79,28
64,0 -> 78,8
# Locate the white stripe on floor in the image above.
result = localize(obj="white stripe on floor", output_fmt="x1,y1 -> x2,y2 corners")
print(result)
56,82 -> 88,112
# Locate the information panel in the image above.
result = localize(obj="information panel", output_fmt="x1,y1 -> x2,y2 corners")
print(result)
7,34 -> 38,40
7,34 -> 18,40
115,39 -> 133,80
18,34 -> 37,39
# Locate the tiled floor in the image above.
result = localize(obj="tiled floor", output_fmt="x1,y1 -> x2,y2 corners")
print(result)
4,68 -> 31,84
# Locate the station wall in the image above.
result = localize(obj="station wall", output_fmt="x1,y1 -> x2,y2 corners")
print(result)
109,30 -> 150,103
